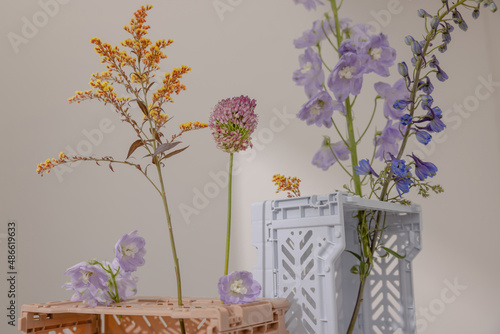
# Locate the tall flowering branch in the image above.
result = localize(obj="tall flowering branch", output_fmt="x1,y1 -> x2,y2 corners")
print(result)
292,0 -> 496,333
209,96 -> 258,276
37,6 -> 208,334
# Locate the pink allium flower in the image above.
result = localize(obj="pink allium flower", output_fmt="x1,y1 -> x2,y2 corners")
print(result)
209,96 -> 258,153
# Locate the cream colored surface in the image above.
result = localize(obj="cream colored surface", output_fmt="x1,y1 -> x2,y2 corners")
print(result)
1,1 -> 499,333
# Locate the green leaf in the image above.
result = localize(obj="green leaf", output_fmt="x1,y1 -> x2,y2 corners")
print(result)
381,246 -> 406,259
153,141 -> 181,158
350,265 -> 359,275
345,250 -> 362,262
126,140 -> 144,160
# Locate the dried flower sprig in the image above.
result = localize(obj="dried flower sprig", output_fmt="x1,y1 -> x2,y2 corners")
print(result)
272,174 -> 302,198
37,6 -> 204,333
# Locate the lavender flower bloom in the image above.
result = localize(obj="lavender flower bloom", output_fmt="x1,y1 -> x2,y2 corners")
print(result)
389,154 -> 407,177
312,137 -> 350,171
339,40 -> 359,55
375,79 -> 410,120
348,23 -> 371,44
375,120 -> 403,161
409,154 -> 438,180
297,91 -> 339,128
109,259 -> 139,300
422,106 -> 446,132
361,34 -> 396,76
421,95 -> 434,108
115,230 -> 146,272
429,55 -> 449,82
218,271 -> 261,305
293,48 -> 325,98
400,114 -> 412,125
293,0 -> 324,11
395,175 -> 413,197
62,261 -> 110,307
209,96 -> 258,153
418,77 -> 434,94
415,130 -> 432,145
393,99 -> 412,110
355,159 -> 379,177
327,52 -> 369,102
294,19 -> 347,48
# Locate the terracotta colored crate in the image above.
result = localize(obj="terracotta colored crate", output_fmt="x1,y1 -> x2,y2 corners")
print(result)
18,297 -> 289,334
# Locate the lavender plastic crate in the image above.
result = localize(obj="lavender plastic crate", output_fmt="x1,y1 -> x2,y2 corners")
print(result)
252,192 -> 422,334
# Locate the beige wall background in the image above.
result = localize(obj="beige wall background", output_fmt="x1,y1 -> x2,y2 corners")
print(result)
1,0 -> 499,333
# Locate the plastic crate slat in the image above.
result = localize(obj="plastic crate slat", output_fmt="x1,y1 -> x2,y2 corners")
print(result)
253,192 -> 422,334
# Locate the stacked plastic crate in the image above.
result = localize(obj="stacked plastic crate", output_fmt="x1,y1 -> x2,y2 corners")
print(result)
252,192 -> 422,334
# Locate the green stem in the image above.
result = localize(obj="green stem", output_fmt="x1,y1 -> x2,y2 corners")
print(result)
155,162 -> 186,334
224,153 -> 234,276
345,99 -> 362,197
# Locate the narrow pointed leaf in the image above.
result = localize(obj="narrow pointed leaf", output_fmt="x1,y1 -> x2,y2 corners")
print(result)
109,163 -> 114,172
381,246 -> 406,259
126,140 -> 144,160
162,146 -> 189,160
153,141 -> 181,158
345,250 -> 362,262
137,100 -> 149,116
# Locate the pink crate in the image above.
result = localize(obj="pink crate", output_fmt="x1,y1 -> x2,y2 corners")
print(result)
19,297 -> 289,334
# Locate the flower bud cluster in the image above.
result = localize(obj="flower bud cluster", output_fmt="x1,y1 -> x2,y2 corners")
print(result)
209,96 -> 258,153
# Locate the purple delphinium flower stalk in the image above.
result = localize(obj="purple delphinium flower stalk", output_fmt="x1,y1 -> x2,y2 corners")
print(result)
297,91 -> 337,128
375,120 -> 404,161
409,154 -> 438,180
293,48 -> 325,98
209,96 -> 258,153
62,261 -> 111,307
374,79 -> 410,120
312,137 -> 350,171
327,52 -> 369,102
361,34 -> 396,77
218,271 -> 262,305
354,159 -> 379,177
115,230 -> 146,272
